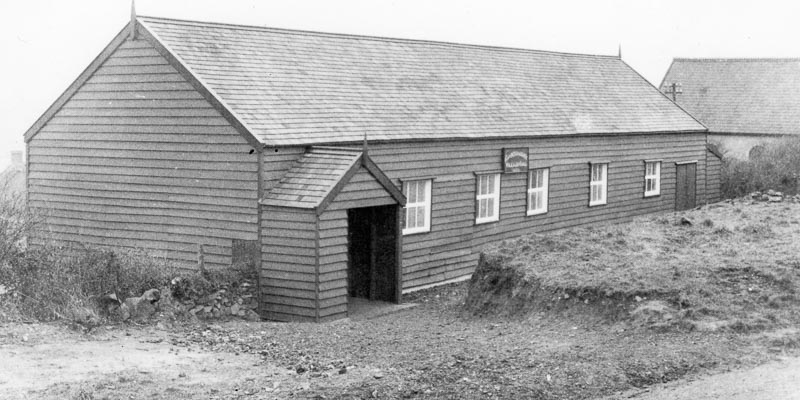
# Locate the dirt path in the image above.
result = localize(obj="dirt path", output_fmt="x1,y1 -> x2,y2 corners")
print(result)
603,356 -> 800,400
0,324 -> 307,399
0,322 -> 389,399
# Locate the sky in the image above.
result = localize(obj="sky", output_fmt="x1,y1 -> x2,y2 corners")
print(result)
1,0 -> 798,169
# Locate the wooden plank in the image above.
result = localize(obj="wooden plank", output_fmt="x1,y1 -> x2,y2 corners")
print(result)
27,35 -> 262,287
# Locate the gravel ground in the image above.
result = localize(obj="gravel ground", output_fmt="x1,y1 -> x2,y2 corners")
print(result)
163,284 -> 786,399
4,200 -> 799,399
1,281 -> 794,399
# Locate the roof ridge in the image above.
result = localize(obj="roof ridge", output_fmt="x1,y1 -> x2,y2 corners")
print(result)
137,15 -> 619,60
673,57 -> 800,62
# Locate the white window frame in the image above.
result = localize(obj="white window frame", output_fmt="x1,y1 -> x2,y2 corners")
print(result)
475,173 -> 501,224
589,163 -> 608,206
644,161 -> 661,197
402,179 -> 432,235
527,168 -> 549,216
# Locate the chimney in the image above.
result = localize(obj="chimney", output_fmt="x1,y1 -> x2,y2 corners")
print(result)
10,151 -> 23,169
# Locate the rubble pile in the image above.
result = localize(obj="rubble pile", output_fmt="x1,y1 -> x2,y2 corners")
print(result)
749,190 -> 800,203
173,277 -> 261,321
107,276 -> 262,323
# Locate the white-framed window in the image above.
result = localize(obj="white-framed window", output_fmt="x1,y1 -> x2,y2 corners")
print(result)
527,168 -> 549,215
589,163 -> 608,206
402,179 -> 432,235
475,173 -> 501,224
644,161 -> 661,197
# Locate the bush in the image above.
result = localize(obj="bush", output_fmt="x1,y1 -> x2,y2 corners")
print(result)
1,187 -> 258,324
721,136 -> 800,198
0,184 -> 39,268
2,244 -> 175,321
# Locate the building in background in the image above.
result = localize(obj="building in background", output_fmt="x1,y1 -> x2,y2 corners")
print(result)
0,151 -> 25,197
661,58 -> 800,160
25,14 -> 720,321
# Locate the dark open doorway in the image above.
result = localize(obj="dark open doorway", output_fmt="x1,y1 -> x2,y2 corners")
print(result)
347,205 -> 400,303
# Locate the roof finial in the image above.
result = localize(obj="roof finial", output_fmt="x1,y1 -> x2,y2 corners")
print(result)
618,44 -> 622,59
129,0 -> 138,40
362,132 -> 369,156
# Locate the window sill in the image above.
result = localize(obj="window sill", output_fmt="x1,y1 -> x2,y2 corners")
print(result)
475,218 -> 499,225
526,209 -> 548,216
644,192 -> 661,198
402,227 -> 430,236
589,201 -> 607,207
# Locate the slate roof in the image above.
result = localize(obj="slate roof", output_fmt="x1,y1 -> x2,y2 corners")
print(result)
137,16 -> 704,146
261,148 -> 363,209
662,58 -> 800,135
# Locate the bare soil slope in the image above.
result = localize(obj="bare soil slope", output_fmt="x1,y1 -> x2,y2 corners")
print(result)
466,199 -> 800,334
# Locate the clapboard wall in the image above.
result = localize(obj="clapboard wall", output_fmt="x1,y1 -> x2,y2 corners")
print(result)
259,206 -> 318,321
263,132 -> 710,291
27,37 -> 260,268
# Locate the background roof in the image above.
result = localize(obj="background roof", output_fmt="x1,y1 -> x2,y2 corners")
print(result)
662,58 -> 800,135
140,16 -> 704,146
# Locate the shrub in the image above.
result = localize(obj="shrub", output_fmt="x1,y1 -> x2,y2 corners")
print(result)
721,136 -> 800,198
1,187 -> 256,324
2,244 -> 175,321
0,183 -> 39,268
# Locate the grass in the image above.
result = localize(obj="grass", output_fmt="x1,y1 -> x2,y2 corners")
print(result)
1,179 -> 257,325
1,245 -> 176,322
468,200 -> 800,332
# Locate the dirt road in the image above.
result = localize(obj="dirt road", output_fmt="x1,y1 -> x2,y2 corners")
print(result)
0,322 -> 368,399
603,356 -> 800,400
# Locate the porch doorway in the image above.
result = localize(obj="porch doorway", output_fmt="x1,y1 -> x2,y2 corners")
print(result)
347,205 -> 400,303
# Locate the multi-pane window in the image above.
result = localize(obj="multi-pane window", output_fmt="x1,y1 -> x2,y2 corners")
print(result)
527,168 -> 549,215
589,163 -> 608,206
402,179 -> 431,235
475,173 -> 501,224
644,161 -> 661,197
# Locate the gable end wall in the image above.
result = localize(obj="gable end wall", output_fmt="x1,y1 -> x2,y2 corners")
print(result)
27,37 -> 260,269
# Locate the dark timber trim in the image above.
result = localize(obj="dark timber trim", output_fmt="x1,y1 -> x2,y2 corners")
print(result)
315,152 -> 406,214
23,25 -> 131,142
361,155 -> 406,206
136,21 -> 264,150
255,149 -> 264,316
395,205 -> 404,303
315,157 -> 363,215
314,215 -> 321,322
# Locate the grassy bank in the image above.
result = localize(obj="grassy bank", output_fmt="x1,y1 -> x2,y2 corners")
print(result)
466,199 -> 800,334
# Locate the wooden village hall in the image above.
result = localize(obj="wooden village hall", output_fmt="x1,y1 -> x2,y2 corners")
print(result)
24,14 -> 721,321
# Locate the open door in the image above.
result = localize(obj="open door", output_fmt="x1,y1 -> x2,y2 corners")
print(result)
347,205 -> 399,303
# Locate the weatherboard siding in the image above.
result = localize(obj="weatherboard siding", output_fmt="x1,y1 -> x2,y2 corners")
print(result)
316,209 -> 349,321
27,38 -> 259,268
259,207 -> 318,322
375,133 -> 710,290
261,132 -> 710,291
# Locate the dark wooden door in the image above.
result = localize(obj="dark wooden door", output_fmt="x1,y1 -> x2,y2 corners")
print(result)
675,163 -> 697,211
347,205 -> 398,302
